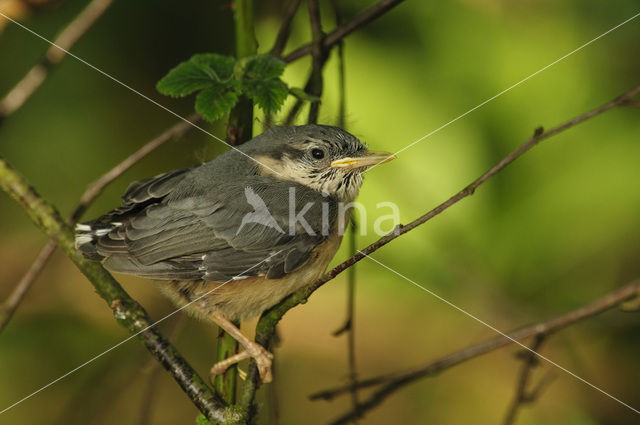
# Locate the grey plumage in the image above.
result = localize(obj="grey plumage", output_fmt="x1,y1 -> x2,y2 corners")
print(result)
75,124 -> 394,381
75,125 -> 362,283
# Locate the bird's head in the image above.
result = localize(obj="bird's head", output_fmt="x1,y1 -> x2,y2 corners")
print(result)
247,125 -> 395,202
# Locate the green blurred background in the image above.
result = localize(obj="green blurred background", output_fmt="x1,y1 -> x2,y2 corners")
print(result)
1,0 -> 639,424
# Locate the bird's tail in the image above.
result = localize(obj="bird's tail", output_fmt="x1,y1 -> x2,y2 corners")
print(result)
74,222 -> 118,260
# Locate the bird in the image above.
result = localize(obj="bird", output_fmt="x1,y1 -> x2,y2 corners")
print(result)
75,124 -> 395,383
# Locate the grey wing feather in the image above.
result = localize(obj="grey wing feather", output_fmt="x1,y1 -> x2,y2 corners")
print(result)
84,166 -> 336,282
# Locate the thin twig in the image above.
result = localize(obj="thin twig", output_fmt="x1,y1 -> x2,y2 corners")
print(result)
306,0 -> 326,124
0,0 -> 114,119
0,241 -> 56,333
0,116 -> 198,335
311,280 -> 640,425
282,0 -> 328,126
71,114 -> 199,222
331,0 -> 347,129
331,218 -> 361,422
527,370 -> 557,403
312,280 -> 640,399
622,99 -> 640,107
284,96 -> 305,125
270,0 -> 303,57
502,335 -> 548,425
327,8 -> 360,416
283,0 -> 405,63
306,85 -> 640,298
239,85 -> 640,412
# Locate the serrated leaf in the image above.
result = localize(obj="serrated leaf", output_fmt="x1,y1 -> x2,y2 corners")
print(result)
243,54 -> 286,80
191,53 -> 236,81
289,87 -> 321,102
156,61 -> 218,97
195,85 -> 239,122
243,79 -> 289,114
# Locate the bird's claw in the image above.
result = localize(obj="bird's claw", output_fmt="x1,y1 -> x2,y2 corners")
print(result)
248,342 -> 273,383
210,342 -> 273,383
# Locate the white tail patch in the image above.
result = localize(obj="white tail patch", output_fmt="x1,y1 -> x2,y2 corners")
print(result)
74,234 -> 93,248
74,222 -> 122,250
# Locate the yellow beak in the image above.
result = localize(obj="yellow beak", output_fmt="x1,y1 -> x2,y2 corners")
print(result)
330,151 -> 396,170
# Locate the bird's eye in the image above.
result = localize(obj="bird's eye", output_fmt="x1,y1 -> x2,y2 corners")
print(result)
311,148 -> 325,160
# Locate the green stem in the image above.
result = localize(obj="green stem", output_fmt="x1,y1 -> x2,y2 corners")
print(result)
226,0 -> 258,146
217,0 -> 258,406
234,0 -> 258,58
0,156 -> 239,424
214,321 -> 240,404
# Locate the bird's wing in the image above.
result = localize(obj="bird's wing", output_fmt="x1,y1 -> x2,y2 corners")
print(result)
94,172 -> 336,281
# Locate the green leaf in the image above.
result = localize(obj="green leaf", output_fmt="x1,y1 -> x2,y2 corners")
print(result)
156,61 -> 218,97
191,53 -> 236,81
195,85 -> 239,122
289,87 -> 321,102
156,54 -> 236,97
243,54 -> 286,80
243,79 -> 289,114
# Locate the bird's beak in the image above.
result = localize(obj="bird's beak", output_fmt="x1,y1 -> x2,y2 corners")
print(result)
330,151 -> 396,170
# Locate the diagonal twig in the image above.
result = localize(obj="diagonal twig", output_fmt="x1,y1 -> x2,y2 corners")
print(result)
0,115 -> 198,335
310,280 -> 640,425
0,0 -> 113,119
239,85 -> 640,412
0,241 -> 56,334
282,0 -> 405,63
70,113 -> 200,222
270,0 -> 303,57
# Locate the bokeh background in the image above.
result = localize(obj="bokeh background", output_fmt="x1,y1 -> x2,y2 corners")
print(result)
1,0 -> 639,424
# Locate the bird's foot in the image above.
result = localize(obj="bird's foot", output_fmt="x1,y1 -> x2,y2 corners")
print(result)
248,341 -> 274,383
210,341 -> 273,383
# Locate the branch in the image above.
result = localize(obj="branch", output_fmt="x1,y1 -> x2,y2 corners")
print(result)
311,280 -> 640,425
0,0 -> 113,119
282,0 -> 405,63
327,5 -> 359,416
0,241 -> 55,333
270,0 -> 303,58
0,156 -> 241,424
139,315 -> 186,425
330,0 -> 347,129
306,0 -> 326,124
622,99 -> 640,107
502,335 -> 548,425
239,85 -> 640,409
331,219 -> 361,423
0,115 -> 198,335
71,114 -> 199,221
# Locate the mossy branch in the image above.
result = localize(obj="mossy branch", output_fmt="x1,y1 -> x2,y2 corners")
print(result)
0,156 -> 241,425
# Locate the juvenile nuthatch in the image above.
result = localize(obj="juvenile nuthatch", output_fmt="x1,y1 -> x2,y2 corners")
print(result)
76,125 -> 395,382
